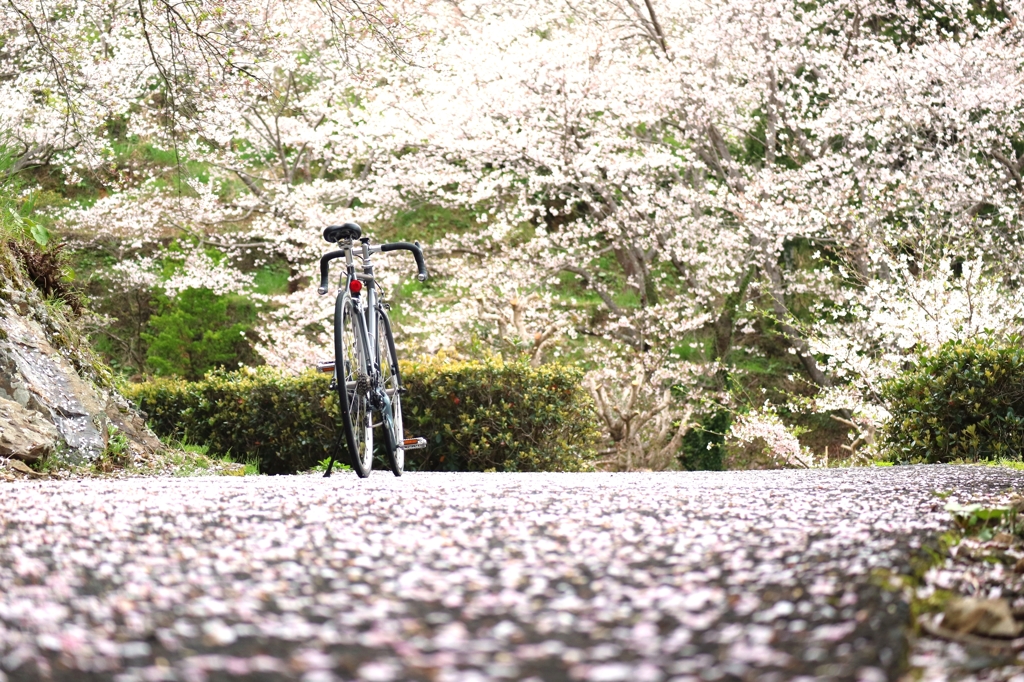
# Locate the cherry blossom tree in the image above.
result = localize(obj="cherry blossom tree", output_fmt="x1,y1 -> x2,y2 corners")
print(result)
6,0 -> 1024,468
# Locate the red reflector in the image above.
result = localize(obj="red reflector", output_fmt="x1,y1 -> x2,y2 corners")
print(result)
349,279 -> 363,295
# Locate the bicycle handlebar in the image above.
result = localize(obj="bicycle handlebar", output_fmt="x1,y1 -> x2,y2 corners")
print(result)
380,242 -> 429,282
316,240 -> 428,295
317,251 -> 346,295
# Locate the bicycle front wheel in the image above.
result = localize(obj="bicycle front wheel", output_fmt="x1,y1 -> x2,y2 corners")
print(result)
335,291 -> 373,477
376,309 -> 404,476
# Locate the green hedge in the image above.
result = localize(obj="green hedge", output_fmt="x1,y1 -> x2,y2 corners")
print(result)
400,357 -> 599,472
881,336 -> 1024,463
124,358 -> 599,474
124,367 -> 334,475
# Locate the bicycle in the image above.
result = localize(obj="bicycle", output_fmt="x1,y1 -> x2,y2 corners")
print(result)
315,222 -> 428,478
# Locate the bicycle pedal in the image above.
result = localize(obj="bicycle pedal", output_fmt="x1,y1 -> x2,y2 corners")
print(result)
401,437 -> 427,450
316,360 -> 336,373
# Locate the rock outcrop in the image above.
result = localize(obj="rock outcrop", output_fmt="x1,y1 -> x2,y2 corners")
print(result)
0,246 -> 163,466
0,395 -> 59,461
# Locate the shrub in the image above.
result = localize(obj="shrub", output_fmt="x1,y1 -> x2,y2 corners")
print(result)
678,409 -> 729,471
124,367 -> 334,475
881,336 -> 1024,463
144,288 -> 260,380
0,162 -> 82,315
400,356 -> 600,472
124,358 -> 599,474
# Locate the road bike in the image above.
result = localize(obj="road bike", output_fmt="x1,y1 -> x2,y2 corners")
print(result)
315,222 -> 428,478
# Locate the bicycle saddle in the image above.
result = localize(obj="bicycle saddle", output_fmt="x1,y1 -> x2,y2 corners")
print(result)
323,222 -> 362,243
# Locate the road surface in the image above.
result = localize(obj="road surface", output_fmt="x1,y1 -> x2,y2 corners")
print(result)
2,466 -> 1022,681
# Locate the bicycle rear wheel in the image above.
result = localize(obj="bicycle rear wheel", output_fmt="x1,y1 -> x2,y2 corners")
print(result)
376,309 -> 404,476
335,291 -> 373,477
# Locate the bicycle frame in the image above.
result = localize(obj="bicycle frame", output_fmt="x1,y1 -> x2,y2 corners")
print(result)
337,239 -> 393,426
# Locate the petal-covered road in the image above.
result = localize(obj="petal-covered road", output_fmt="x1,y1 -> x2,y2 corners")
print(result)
1,466 -> 1022,682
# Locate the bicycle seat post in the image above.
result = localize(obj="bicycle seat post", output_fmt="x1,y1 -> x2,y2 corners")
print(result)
344,239 -> 355,270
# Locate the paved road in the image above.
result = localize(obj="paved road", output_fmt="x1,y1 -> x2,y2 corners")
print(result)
1,466 -> 1022,682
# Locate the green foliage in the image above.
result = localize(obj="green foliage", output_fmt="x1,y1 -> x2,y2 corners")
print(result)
2,188 -> 51,247
73,244 -> 273,377
310,456 -> 351,474
0,141 -> 79,311
105,426 -> 131,459
124,358 -> 600,475
253,265 -> 292,295
385,204 -> 481,243
92,425 -> 132,473
874,0 -> 1011,48
945,500 -> 1023,541
679,409 -> 730,471
125,367 -> 332,475
400,356 -> 600,472
237,455 -> 261,476
144,288 -> 259,380
881,336 -> 1024,463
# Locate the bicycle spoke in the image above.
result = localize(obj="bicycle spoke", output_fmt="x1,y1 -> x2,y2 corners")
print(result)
335,292 -> 373,478
376,309 -> 404,477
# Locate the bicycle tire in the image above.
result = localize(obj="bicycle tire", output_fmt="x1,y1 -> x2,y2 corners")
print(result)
335,291 -> 373,477
376,308 -> 404,476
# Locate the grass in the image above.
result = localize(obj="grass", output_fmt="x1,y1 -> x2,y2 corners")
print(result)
309,456 -> 351,474
159,447 -> 226,476
31,442 -> 75,475
936,457 -> 1024,471
982,459 -> 1024,471
238,455 -> 261,476
945,497 -> 1024,539
26,434 -> 264,478
168,439 -> 262,476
